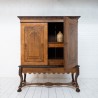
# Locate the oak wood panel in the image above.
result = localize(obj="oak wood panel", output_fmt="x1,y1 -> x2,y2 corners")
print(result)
21,23 -> 48,65
64,17 -> 78,69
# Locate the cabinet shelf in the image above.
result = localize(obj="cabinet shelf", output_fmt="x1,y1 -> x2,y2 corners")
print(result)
48,42 -> 64,48
48,59 -> 64,65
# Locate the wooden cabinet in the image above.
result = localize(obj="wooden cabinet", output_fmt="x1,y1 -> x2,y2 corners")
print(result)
17,16 -> 80,92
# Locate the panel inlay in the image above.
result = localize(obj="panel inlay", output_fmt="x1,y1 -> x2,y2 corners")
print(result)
24,25 -> 44,62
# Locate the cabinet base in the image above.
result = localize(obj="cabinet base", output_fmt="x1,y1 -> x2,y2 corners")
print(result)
17,65 -> 80,92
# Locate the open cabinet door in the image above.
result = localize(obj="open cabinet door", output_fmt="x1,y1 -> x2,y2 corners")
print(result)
64,17 -> 79,69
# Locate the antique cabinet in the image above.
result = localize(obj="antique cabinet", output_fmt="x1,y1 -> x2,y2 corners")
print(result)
17,16 -> 80,92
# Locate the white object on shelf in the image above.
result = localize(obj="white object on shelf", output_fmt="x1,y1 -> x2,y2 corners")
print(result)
57,31 -> 63,42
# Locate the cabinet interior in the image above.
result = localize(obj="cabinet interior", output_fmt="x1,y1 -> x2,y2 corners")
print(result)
48,48 -> 64,59
48,22 -> 64,42
48,22 -> 64,65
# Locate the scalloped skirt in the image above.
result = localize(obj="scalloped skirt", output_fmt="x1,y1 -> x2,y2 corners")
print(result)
22,67 -> 77,74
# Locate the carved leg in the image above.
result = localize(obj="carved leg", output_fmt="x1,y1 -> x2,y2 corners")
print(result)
22,73 -> 26,86
23,73 -> 26,83
71,73 -> 75,85
75,65 -> 80,92
17,67 -> 23,92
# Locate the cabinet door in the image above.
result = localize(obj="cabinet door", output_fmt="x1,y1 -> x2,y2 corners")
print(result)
64,17 -> 78,69
21,23 -> 48,65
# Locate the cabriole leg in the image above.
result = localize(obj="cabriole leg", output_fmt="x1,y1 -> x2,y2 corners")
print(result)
71,73 -> 75,85
17,67 -> 23,92
24,73 -> 26,83
75,65 -> 80,92
23,73 -> 26,86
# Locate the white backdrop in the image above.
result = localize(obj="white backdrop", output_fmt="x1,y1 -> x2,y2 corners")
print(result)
0,0 -> 98,78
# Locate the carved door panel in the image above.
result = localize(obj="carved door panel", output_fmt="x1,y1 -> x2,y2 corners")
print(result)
21,23 -> 48,65
64,17 -> 78,69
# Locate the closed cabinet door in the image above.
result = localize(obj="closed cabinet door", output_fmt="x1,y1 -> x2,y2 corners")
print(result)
64,17 -> 78,69
21,23 -> 48,65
